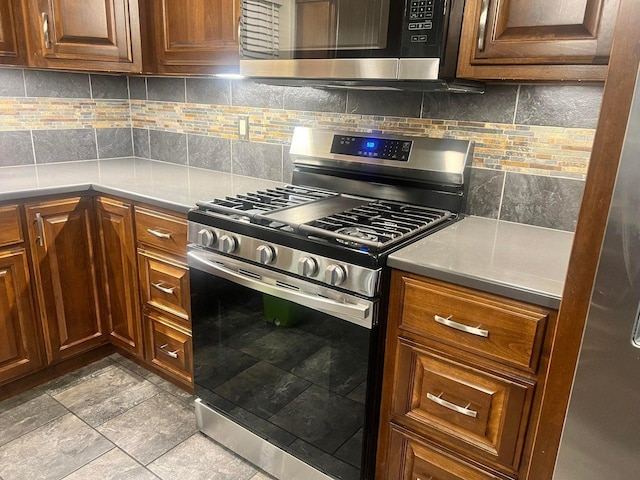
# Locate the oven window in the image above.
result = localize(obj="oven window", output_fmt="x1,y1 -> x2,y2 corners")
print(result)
191,269 -> 370,480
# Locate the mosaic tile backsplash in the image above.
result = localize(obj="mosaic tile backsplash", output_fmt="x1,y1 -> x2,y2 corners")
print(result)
0,67 -> 603,232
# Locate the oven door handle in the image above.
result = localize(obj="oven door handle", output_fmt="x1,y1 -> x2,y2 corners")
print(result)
188,251 -> 374,329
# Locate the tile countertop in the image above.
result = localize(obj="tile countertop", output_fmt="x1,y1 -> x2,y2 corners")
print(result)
387,216 -> 575,309
0,157 -> 285,213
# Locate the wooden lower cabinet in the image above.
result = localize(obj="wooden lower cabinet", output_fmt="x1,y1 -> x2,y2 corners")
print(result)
0,247 -> 44,385
144,309 -> 192,385
377,270 -> 556,480
25,196 -> 106,363
387,428 -> 503,480
94,197 -> 143,357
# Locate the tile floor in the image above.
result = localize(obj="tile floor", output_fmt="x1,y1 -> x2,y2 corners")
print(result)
0,353 -> 274,480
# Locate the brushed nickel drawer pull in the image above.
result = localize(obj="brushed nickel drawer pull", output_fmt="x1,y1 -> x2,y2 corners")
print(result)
35,212 -> 45,247
434,314 -> 489,338
159,344 -> 179,359
146,228 -> 171,239
477,0 -> 490,52
427,392 -> 478,418
152,282 -> 175,295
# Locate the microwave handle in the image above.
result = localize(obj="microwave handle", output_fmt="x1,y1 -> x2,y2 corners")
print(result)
188,250 -> 373,329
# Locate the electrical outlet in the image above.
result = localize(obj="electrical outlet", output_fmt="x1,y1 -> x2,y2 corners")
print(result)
238,115 -> 249,140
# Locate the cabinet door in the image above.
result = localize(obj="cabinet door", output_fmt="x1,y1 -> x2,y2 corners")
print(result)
26,197 -> 106,363
0,0 -> 27,64
153,0 -> 240,74
95,197 -> 143,357
457,0 -> 619,81
23,0 -> 142,72
0,248 -> 44,385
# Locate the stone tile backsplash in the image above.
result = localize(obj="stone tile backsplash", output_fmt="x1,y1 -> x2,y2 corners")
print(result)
0,67 -> 604,232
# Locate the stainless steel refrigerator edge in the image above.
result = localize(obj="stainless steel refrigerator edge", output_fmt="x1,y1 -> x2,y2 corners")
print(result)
553,65 -> 640,478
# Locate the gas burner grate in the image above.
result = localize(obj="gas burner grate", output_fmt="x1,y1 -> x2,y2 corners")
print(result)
300,200 -> 453,250
195,185 -> 336,222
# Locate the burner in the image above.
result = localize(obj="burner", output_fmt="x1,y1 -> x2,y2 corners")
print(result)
335,226 -> 380,246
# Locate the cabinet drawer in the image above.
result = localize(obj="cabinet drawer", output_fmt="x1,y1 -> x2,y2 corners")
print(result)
135,206 -> 187,256
392,339 -> 532,469
144,310 -> 192,385
138,248 -> 189,321
399,276 -> 548,372
388,428 -> 502,480
0,205 -> 23,247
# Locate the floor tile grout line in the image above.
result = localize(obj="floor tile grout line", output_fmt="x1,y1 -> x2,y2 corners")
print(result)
145,431 -> 202,471
57,445 -> 118,480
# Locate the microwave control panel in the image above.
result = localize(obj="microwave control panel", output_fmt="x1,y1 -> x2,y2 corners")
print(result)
402,0 -> 446,57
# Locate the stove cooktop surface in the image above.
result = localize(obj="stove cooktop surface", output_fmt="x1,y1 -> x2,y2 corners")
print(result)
192,185 -> 454,252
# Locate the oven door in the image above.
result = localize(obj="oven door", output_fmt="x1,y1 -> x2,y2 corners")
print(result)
188,248 -> 379,480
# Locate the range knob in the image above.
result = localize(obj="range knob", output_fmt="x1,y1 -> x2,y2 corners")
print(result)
298,256 -> 318,277
219,234 -> 238,253
197,228 -> 216,248
256,245 -> 276,265
325,264 -> 347,286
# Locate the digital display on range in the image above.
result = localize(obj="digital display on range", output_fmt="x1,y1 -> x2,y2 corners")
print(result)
331,135 -> 412,161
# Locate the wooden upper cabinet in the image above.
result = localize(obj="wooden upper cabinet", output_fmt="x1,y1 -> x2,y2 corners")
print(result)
0,0 -> 28,64
151,0 -> 241,74
94,197 -> 143,357
22,0 -> 142,72
457,0 -> 620,81
25,197 -> 106,364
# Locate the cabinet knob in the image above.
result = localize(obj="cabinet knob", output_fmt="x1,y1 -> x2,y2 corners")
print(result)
325,264 -> 347,286
298,256 -> 318,277
219,234 -> 238,253
256,245 -> 276,265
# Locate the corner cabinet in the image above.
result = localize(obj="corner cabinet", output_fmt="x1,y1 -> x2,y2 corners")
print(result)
94,197 -> 143,357
0,205 -> 44,385
25,197 -> 107,364
22,0 -> 142,72
457,0 -> 620,81
0,0 -> 28,65
377,270 -> 557,480
149,0 -> 241,75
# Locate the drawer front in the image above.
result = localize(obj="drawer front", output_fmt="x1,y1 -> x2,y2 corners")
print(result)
392,339 -> 532,469
0,205 -> 23,247
388,428 -> 503,480
145,310 -> 192,384
135,206 -> 187,256
139,248 -> 189,321
399,276 -> 548,372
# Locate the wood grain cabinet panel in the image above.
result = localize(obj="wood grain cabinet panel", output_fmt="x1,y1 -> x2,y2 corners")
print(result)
0,205 -> 23,247
392,339 -> 532,470
457,0 -> 620,80
23,0 -> 142,72
0,0 -> 27,64
94,197 -> 143,357
138,247 -> 190,322
0,248 -> 43,385
135,205 -> 188,257
152,0 -> 240,74
399,276 -> 548,372
25,197 -> 106,363
387,428 -> 503,480
144,309 -> 192,385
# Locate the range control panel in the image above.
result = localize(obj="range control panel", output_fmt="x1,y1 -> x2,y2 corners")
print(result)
331,135 -> 413,161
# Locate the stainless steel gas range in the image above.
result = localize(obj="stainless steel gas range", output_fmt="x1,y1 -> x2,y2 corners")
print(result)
187,127 -> 474,480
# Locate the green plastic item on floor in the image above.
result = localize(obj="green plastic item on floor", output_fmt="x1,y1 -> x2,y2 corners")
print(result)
262,294 -> 301,327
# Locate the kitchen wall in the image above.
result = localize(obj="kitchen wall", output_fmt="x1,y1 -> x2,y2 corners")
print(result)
0,67 -> 602,232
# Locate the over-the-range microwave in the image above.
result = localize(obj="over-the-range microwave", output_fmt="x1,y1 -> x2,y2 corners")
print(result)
239,0 -> 483,92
